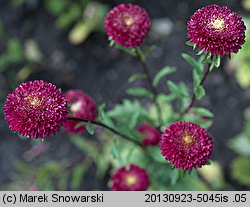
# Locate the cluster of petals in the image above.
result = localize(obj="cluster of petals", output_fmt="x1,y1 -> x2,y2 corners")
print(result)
137,123 -> 161,146
111,164 -> 149,191
64,89 -> 97,134
160,122 -> 213,170
105,3 -> 150,47
187,4 -> 246,56
4,80 -> 67,139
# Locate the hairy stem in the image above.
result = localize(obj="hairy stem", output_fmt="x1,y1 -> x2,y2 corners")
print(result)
67,117 -> 141,146
135,48 -> 163,125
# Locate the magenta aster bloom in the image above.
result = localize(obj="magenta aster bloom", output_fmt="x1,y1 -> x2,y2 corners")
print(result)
112,164 -> 149,191
4,80 -> 67,139
187,4 -> 246,56
137,123 -> 161,146
64,90 -> 97,134
160,122 -> 213,170
104,3 -> 150,48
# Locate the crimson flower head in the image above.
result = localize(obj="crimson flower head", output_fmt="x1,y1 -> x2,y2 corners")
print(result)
4,80 -> 67,139
187,4 -> 246,56
104,3 -> 150,48
64,90 -> 97,134
137,123 -> 161,146
160,122 -> 213,170
112,164 -> 149,191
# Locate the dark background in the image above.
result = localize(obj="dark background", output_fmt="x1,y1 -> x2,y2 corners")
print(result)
0,0 -> 249,190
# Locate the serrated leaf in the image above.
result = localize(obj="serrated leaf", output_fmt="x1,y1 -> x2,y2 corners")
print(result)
127,87 -> 153,99
128,73 -> 147,83
194,85 -> 205,100
153,66 -> 176,87
86,122 -> 94,135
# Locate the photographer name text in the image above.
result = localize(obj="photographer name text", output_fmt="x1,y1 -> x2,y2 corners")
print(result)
2,193 -> 104,204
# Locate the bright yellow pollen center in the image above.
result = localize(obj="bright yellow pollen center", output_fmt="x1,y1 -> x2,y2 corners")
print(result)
182,134 -> 194,145
123,15 -> 134,27
211,18 -> 225,31
126,175 -> 137,186
26,96 -> 43,107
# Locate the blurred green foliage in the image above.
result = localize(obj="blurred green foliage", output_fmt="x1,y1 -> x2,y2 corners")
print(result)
233,18 -> 250,88
228,107 -> 250,186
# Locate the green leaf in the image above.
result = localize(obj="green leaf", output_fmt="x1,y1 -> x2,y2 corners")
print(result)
115,44 -> 136,56
146,146 -> 166,163
74,121 -> 87,129
45,0 -> 68,15
129,112 -> 140,129
191,107 -> 213,118
182,53 -> 202,76
228,134 -> 250,156
201,52 -> 212,64
128,73 -> 147,83
214,54 -> 221,68
231,157 -> 250,186
167,80 -> 179,96
86,122 -> 94,135
55,4 -> 82,28
98,104 -> 115,128
209,61 -> 215,71
194,85 -> 205,100
111,140 -> 124,166
196,50 -> 204,56
186,41 -> 195,47
71,160 -> 92,190
193,70 -> 201,87
69,135 -> 100,160
7,39 -> 23,63
153,66 -> 176,87
127,87 -> 153,99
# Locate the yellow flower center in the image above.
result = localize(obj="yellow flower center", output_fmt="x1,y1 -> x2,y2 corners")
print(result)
211,18 -> 225,31
182,133 -> 195,146
123,15 -> 134,27
126,175 -> 137,186
25,95 -> 44,108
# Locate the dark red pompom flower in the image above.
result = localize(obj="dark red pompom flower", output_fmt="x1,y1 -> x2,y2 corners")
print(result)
187,4 -> 246,56
137,123 -> 161,146
104,3 -> 150,48
112,164 -> 149,191
160,122 -> 213,170
4,80 -> 67,139
64,90 -> 97,134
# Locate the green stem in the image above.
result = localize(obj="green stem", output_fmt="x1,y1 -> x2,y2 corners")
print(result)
67,117 -> 141,146
135,47 -> 164,126
180,59 -> 213,117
